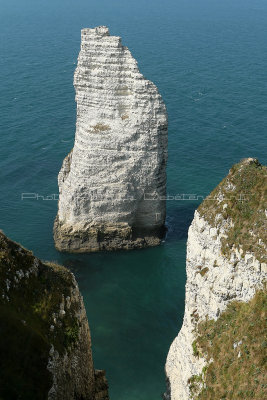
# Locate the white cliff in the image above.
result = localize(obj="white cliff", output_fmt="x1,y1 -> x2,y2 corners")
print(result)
165,158 -> 267,399
54,26 -> 168,252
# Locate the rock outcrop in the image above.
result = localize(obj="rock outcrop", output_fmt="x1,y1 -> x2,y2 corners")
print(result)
54,26 -> 168,252
165,158 -> 267,399
0,232 -> 109,400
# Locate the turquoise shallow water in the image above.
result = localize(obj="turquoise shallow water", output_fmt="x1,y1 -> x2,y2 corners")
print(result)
1,0 -> 267,399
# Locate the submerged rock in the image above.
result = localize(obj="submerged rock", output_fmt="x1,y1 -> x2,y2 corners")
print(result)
54,26 -> 168,253
165,158 -> 267,399
0,232 -> 109,400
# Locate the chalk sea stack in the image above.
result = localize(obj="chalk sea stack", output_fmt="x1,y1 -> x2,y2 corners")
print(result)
54,26 -> 168,253
165,158 -> 267,400
0,232 -> 109,400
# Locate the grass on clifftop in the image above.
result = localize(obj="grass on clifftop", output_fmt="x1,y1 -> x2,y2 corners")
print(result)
190,287 -> 267,400
0,233 -> 80,400
198,158 -> 267,262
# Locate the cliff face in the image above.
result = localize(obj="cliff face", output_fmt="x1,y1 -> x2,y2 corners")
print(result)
54,26 -> 168,253
165,158 -> 267,399
0,232 -> 109,400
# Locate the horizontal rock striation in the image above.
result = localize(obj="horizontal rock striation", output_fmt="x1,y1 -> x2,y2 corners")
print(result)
165,158 -> 267,399
0,232 -> 109,400
54,26 -> 168,252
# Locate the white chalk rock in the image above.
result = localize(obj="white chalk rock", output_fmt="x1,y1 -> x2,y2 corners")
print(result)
54,26 -> 168,252
165,159 -> 267,399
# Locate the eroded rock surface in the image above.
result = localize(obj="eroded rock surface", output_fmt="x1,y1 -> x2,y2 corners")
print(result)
0,232 -> 109,400
165,158 -> 267,399
54,26 -> 168,252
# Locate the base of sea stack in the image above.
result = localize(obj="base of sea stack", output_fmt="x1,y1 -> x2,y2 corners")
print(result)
53,217 -> 166,253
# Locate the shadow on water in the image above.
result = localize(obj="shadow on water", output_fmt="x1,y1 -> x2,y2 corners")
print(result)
165,202 -> 199,243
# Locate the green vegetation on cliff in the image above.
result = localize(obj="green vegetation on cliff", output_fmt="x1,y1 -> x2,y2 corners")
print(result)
190,287 -> 267,400
0,233 -> 80,400
198,158 -> 267,262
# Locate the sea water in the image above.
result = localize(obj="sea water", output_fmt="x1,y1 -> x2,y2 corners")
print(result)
0,0 -> 267,398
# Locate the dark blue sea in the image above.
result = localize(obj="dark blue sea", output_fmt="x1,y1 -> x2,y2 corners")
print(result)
1,0 -> 267,398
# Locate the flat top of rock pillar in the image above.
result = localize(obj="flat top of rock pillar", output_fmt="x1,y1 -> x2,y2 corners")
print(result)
81,26 -> 110,37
